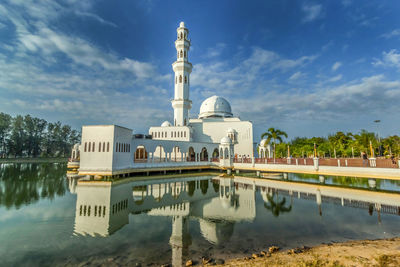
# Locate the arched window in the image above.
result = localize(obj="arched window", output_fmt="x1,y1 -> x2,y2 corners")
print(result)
115,143 -> 118,152
181,131 -> 183,137
224,148 -> 229,159
84,142 -> 87,152
92,142 -> 95,152
179,75 -> 182,83
180,32 -> 183,39
174,119 -> 176,126
220,148 -> 224,159
180,50 -> 183,58
184,76 -> 187,83
103,142 -> 105,152
184,131 -> 186,138
184,118 -> 187,126
98,142 -> 101,152
88,142 -> 91,152
184,50 -> 186,58
162,132 -> 164,138
107,142 -> 110,152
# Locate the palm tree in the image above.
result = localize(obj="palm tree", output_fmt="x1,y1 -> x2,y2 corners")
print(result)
264,193 -> 292,217
261,127 -> 288,160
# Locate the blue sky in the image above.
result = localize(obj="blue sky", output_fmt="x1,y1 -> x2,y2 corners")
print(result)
0,0 -> 399,141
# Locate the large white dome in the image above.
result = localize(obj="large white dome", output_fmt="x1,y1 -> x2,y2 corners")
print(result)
199,95 -> 233,119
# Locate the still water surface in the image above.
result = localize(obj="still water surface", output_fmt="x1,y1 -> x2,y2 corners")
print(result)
0,163 -> 399,266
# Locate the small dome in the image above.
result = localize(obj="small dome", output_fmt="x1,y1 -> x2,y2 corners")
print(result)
227,128 -> 235,134
161,121 -> 172,127
179,21 -> 185,27
220,136 -> 232,144
260,139 -> 269,147
199,95 -> 233,119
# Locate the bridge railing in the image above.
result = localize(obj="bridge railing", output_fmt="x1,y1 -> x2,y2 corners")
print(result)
252,158 -> 399,169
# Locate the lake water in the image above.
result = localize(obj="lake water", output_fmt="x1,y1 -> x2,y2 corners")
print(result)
0,163 -> 399,266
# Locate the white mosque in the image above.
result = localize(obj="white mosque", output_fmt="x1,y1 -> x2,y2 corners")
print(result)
72,22 -> 270,176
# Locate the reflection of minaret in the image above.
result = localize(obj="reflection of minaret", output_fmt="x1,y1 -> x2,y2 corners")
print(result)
316,189 -> 322,216
169,215 -> 191,267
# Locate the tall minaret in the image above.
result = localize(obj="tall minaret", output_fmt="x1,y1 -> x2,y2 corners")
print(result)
171,21 -> 192,126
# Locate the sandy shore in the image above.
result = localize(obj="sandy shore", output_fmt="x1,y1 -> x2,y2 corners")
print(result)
215,237 -> 400,267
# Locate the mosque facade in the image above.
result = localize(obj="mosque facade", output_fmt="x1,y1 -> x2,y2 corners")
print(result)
74,22 -> 260,175
148,22 -> 253,158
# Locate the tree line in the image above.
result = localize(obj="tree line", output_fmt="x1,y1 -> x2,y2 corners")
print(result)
262,127 -> 400,158
0,112 -> 80,158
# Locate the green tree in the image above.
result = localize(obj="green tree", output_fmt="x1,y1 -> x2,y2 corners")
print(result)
0,113 -> 12,156
261,128 -> 288,159
353,130 -> 377,157
9,115 -> 26,157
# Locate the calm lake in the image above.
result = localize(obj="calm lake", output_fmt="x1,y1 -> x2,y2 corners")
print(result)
0,163 -> 399,266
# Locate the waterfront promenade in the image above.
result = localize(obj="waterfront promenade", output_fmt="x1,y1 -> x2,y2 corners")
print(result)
70,156 -> 400,180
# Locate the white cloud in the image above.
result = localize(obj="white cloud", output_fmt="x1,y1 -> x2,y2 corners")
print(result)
74,11 -> 117,27
0,0 -> 172,132
288,71 -> 303,81
206,43 -> 226,58
302,4 -> 323,23
233,75 -> 400,127
328,74 -> 342,82
373,49 -> 400,70
381,29 -> 400,39
332,61 -> 342,71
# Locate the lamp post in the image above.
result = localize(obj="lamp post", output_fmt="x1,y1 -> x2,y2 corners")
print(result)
374,120 -> 381,157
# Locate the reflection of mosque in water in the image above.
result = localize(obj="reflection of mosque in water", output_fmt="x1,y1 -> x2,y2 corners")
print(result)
68,175 -> 400,266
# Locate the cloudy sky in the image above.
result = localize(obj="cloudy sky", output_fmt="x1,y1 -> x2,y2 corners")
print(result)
0,0 -> 399,140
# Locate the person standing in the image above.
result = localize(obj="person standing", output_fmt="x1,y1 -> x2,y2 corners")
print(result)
362,152 -> 368,167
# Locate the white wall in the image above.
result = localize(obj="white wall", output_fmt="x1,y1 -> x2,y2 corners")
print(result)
112,126 -> 134,171
190,117 -> 253,157
149,126 -> 191,141
80,125 -> 115,173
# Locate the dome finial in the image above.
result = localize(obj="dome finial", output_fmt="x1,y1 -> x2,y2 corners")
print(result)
180,21 -> 185,27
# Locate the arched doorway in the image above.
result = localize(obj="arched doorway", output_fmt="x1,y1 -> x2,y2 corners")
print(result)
134,146 -> 148,162
171,146 -> 182,162
154,145 -> 166,162
200,147 -> 208,161
187,147 -> 195,162
212,148 -> 219,159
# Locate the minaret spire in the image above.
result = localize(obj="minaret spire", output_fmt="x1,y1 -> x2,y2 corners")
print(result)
171,21 -> 192,126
